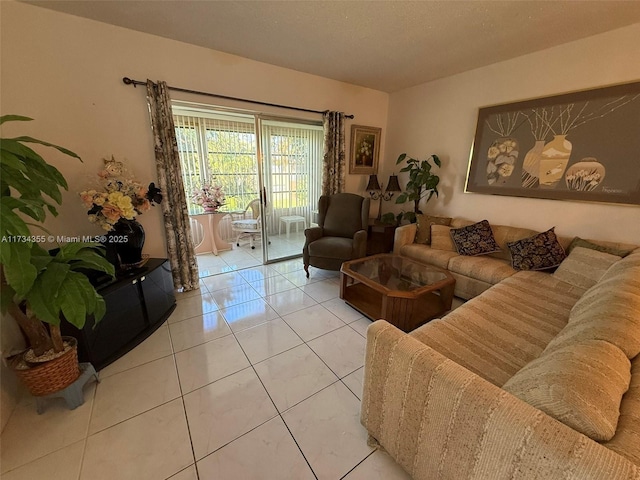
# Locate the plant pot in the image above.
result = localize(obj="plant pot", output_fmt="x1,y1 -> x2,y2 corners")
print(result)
11,337 -> 80,397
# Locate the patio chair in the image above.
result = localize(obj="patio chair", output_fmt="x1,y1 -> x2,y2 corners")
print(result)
231,199 -> 262,249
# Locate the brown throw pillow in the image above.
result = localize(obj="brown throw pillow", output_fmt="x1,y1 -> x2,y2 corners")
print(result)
567,237 -> 633,258
507,227 -> 566,271
449,220 -> 501,256
414,215 -> 452,244
430,225 -> 456,252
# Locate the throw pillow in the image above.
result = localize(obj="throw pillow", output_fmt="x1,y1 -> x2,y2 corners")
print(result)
567,236 -> 633,258
507,227 -> 566,271
449,220 -> 501,256
430,225 -> 456,252
503,340 -> 631,442
415,215 -> 452,244
553,246 -> 621,289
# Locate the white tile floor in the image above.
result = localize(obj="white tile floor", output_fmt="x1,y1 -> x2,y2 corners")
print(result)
196,231 -> 306,277
0,258 -> 413,480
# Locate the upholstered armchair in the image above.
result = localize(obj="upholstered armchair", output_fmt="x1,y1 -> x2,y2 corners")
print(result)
303,193 -> 370,277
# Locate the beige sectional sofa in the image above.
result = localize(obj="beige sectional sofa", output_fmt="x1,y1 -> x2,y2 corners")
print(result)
361,220 -> 640,479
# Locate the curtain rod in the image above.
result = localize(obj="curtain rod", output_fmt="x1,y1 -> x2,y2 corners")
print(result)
122,77 -> 355,119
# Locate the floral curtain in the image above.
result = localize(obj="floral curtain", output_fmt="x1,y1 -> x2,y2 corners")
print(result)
146,80 -> 199,291
322,111 -> 346,195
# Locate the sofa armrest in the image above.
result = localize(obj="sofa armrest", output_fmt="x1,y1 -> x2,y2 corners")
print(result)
361,320 -> 637,480
393,223 -> 416,254
352,229 -> 367,259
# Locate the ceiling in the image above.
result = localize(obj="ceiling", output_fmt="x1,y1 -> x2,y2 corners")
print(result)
24,0 -> 640,92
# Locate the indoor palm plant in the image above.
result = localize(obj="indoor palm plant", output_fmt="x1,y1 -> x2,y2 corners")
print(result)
382,153 -> 442,224
0,115 -> 115,395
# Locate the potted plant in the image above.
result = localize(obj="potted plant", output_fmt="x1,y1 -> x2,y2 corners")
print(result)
0,115 -> 115,396
392,153 -> 442,223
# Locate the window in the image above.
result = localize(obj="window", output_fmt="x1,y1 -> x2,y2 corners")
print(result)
173,105 -> 323,236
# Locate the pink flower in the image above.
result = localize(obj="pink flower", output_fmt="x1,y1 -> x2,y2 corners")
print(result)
101,204 -> 122,222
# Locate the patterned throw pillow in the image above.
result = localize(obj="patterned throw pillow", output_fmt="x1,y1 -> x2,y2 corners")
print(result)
507,227 -> 566,271
415,215 -> 452,244
449,220 -> 501,256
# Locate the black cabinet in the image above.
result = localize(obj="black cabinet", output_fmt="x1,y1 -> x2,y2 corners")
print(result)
61,258 -> 176,371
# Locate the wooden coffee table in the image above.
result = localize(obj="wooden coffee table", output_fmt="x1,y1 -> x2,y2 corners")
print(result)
340,254 -> 455,332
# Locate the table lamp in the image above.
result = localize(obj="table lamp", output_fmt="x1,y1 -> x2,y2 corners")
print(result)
367,174 -> 402,221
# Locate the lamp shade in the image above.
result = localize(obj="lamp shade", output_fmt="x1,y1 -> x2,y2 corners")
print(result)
366,174 -> 381,191
385,174 -> 401,193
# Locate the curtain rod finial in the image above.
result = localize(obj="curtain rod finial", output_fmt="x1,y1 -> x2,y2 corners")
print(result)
123,77 -> 136,87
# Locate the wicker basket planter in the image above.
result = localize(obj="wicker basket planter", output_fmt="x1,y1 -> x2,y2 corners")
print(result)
12,337 -> 81,397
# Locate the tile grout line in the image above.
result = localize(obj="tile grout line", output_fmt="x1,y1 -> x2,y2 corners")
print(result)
222,309 -> 320,479
168,325 -> 201,480
77,378 -> 99,480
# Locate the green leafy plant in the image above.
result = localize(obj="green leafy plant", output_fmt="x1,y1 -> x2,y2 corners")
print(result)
395,153 -> 442,217
0,115 -> 115,357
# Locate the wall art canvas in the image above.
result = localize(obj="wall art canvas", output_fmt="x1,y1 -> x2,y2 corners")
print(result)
465,81 -> 640,205
350,125 -> 381,175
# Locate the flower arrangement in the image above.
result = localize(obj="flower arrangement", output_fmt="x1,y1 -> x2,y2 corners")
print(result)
80,157 -> 162,231
192,182 -> 225,212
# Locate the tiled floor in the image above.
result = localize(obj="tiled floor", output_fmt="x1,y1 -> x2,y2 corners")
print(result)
1,259 -> 413,480
196,231 -> 306,277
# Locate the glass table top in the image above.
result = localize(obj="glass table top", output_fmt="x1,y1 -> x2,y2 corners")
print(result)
343,254 -> 449,292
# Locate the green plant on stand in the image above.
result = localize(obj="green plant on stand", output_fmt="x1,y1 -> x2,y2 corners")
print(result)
0,115 -> 114,393
382,153 -> 441,225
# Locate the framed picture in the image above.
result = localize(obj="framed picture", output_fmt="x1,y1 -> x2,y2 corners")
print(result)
465,81 -> 640,205
349,125 -> 381,175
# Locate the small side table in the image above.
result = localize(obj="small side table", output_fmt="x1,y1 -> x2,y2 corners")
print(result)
279,215 -> 307,238
191,212 -> 232,255
367,220 -> 397,255
36,363 -> 99,414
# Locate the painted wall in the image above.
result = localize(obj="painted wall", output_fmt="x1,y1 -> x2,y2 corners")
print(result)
0,1 -> 389,259
383,23 -> 640,244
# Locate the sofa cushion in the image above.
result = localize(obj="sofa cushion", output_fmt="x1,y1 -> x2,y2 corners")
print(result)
430,225 -> 456,251
399,244 -> 459,269
567,236 -> 634,258
599,250 -> 640,281
553,246 -> 621,289
503,340 -> 631,442
546,256 -> 640,359
507,227 -> 566,271
450,220 -> 501,256
447,255 -> 516,285
604,353 -> 640,465
308,236 -> 353,259
415,214 -> 451,245
411,270 -> 583,387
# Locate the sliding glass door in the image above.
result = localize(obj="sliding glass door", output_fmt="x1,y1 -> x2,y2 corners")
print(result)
173,104 -> 323,267
259,118 -> 323,263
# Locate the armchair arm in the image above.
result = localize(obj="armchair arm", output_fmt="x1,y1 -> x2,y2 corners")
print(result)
393,223 -> 417,254
352,229 -> 367,259
304,226 -> 323,244
362,321 -> 637,480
